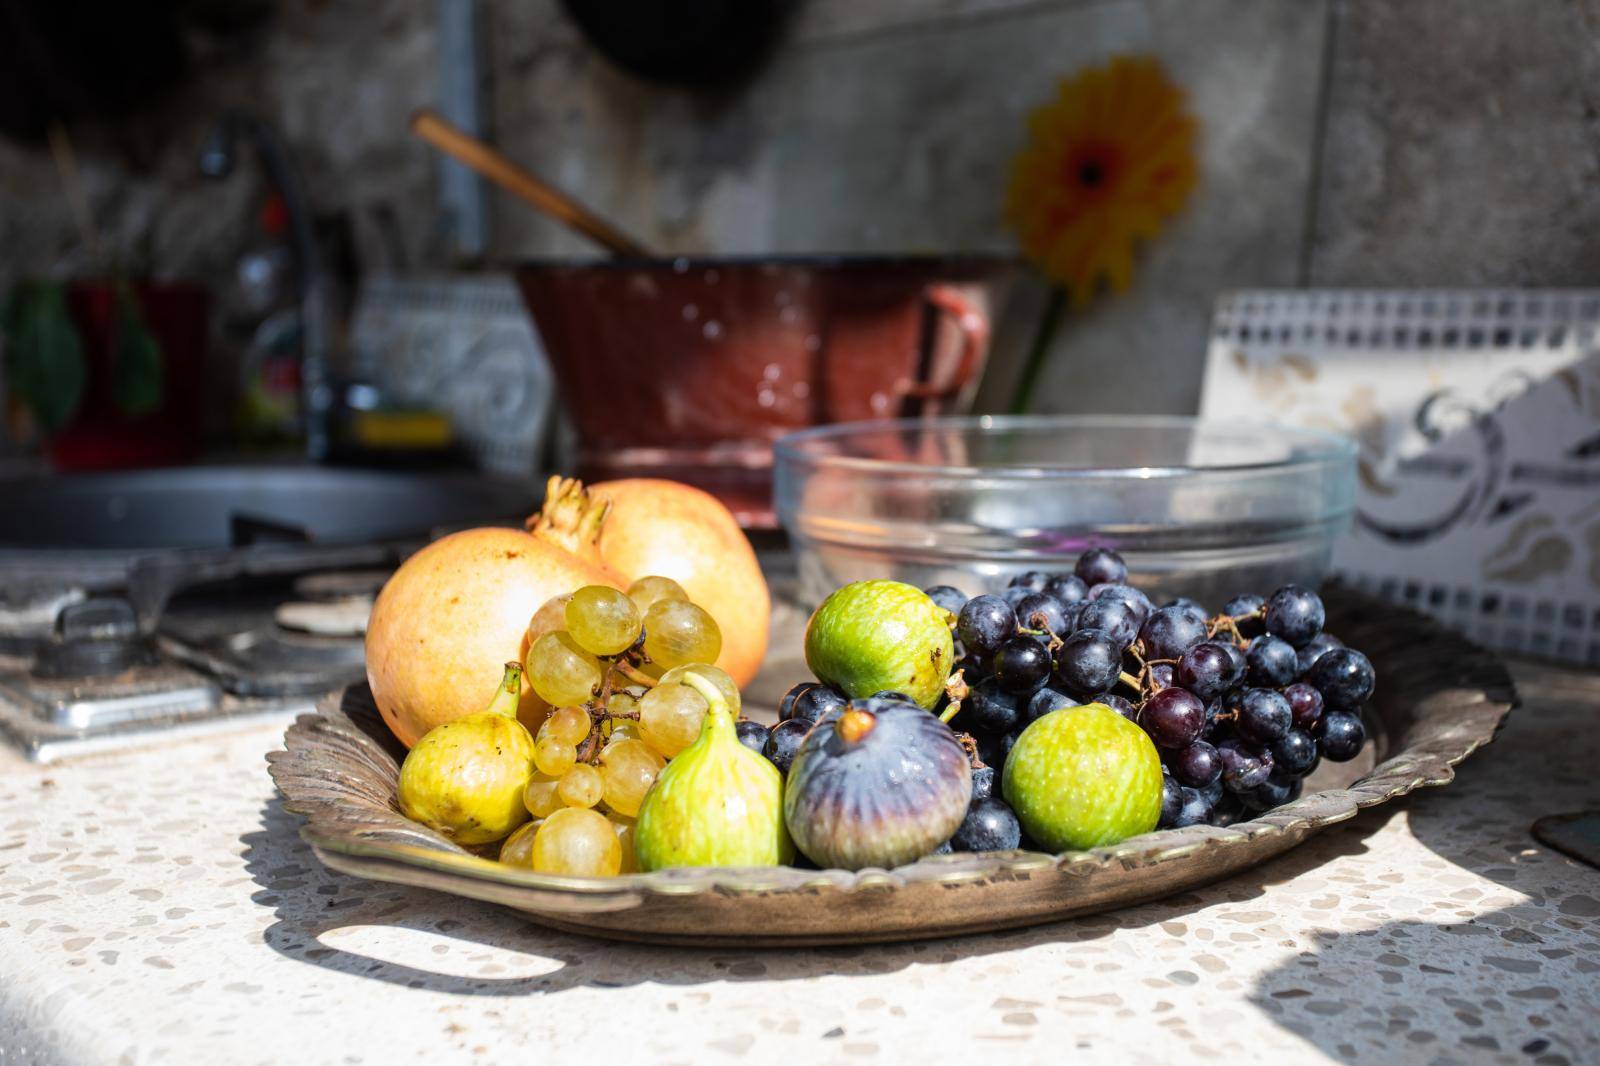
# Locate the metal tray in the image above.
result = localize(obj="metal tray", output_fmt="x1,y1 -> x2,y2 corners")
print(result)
268,591 -> 1515,946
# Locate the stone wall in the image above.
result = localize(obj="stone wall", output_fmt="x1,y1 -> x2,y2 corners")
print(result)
1,0 -> 1595,418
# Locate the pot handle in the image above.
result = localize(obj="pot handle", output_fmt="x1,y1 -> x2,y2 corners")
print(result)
899,285 -> 989,401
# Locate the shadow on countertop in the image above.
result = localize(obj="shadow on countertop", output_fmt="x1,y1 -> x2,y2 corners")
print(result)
1245,661 -> 1600,1065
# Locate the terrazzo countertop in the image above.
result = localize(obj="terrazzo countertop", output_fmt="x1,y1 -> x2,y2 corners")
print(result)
1,659 -> 1596,1066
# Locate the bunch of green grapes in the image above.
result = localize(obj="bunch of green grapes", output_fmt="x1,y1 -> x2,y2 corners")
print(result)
503,575 -> 732,876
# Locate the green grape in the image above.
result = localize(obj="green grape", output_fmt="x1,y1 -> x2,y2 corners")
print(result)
542,705 -> 592,747
499,820 -> 540,868
557,764 -> 604,809
523,774 -> 564,818
525,632 -> 602,707
565,585 -> 643,657
534,735 -> 577,777
627,575 -> 689,613
532,807 -> 621,876
526,593 -> 573,645
613,817 -> 638,874
637,681 -> 709,758
658,663 -> 741,715
602,717 -> 642,745
642,600 -> 722,670
598,738 -> 664,818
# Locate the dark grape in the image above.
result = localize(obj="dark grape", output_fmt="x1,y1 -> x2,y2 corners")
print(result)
970,764 -> 996,800
993,635 -> 1051,694
1245,635 -> 1299,688
1237,688 -> 1293,745
1283,681 -> 1324,730
781,682 -> 847,725
1075,547 -> 1127,587
975,730 -> 1010,775
1077,598 -> 1141,647
1146,662 -> 1176,693
1140,687 -> 1206,749
1177,641 -> 1238,701
1139,605 -> 1208,660
1173,785 -> 1215,827
1002,586 -> 1030,609
923,585 -> 968,615
1270,728 -> 1318,775
957,595 -> 1016,657
1094,692 -> 1139,721
967,677 -> 1022,733
1209,793 -> 1248,826
1054,630 -> 1124,693
1159,775 -> 1184,828
1222,592 -> 1264,618
1317,711 -> 1366,761
763,718 -> 810,775
1014,592 -> 1070,637
871,690 -> 917,703
1264,585 -> 1325,647
1242,770 -> 1299,812
951,797 -> 1023,852
1043,573 -> 1089,605
1170,739 -> 1222,787
1221,593 -> 1265,637
1296,631 -> 1344,674
1024,686 -> 1076,724
932,839 -> 954,856
1007,571 -> 1050,593
1089,583 -> 1153,623
735,719 -> 770,754
1218,739 -> 1274,792
1306,647 -> 1375,711
777,681 -> 810,722
1217,641 -> 1248,688
1164,597 -> 1209,626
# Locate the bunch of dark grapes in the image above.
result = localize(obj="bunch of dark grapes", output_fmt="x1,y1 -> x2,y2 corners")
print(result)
932,548 -> 1373,834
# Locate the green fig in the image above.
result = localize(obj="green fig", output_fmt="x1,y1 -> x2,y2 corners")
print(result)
397,661 -> 536,846
803,580 -> 954,709
634,670 -> 793,871
1002,703 -> 1163,851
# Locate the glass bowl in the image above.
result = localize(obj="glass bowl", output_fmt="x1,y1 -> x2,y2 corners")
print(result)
773,415 -> 1357,607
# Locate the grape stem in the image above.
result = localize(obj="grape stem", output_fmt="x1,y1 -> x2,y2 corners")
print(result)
1206,610 -> 1257,645
1117,670 -> 1142,692
611,659 -> 659,690
939,669 -> 969,723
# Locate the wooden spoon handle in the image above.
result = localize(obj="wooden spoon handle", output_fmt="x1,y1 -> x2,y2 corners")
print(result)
409,108 -> 652,258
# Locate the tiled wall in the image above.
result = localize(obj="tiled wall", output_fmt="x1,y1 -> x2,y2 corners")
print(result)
3,0 -> 1597,417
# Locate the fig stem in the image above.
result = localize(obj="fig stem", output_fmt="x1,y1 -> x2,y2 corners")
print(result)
485,661 -> 523,718
679,669 -> 729,718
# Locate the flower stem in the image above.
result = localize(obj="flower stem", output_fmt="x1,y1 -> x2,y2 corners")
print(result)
1008,285 -> 1069,415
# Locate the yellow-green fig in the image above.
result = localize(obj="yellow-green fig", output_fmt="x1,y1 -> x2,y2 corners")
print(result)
634,670 -> 793,871
397,661 -> 536,845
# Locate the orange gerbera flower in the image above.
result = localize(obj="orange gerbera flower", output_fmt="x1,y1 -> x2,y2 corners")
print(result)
1006,55 -> 1198,305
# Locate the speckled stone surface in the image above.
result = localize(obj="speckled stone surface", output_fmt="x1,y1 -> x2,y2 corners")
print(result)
1,659 -> 1596,1066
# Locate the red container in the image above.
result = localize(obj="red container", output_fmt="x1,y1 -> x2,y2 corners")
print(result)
515,254 -> 1016,527
50,280 -> 210,471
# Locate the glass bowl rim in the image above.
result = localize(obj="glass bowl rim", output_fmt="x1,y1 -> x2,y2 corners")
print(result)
774,415 -> 1358,481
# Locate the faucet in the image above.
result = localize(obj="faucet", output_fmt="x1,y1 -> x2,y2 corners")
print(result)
200,110 -> 333,462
